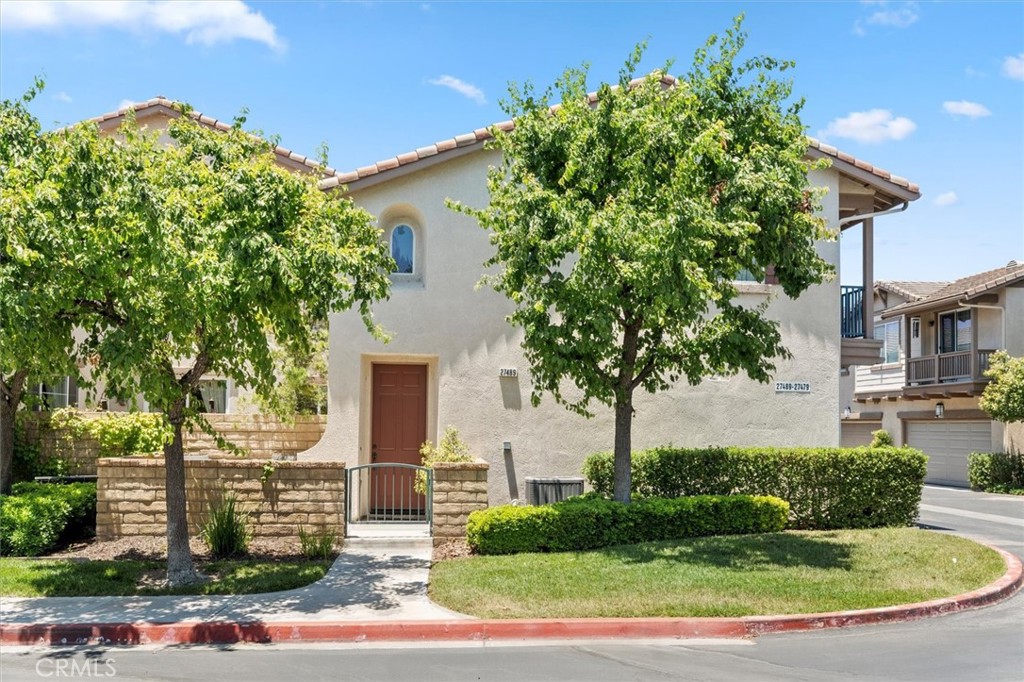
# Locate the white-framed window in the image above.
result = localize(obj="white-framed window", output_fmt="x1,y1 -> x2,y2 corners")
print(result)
30,377 -> 73,410
389,224 -> 415,275
186,379 -> 227,413
874,320 -> 901,364
938,309 -> 972,354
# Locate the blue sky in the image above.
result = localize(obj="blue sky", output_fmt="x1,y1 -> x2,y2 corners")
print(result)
2,1 -> 1021,284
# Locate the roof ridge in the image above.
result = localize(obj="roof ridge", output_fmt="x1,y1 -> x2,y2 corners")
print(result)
322,79 -> 919,194
90,97 -> 342,178
881,262 -> 1024,316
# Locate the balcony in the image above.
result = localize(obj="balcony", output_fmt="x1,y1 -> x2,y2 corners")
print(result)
840,285 -> 883,368
902,349 -> 995,399
840,286 -> 865,338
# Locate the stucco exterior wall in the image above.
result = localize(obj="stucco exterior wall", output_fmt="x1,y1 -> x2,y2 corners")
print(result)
1005,287 -> 1024,356
307,150 -> 843,504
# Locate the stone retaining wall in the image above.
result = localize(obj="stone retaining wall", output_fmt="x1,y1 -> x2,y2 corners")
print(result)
185,414 -> 326,459
23,413 -> 327,476
96,458 -> 345,540
432,459 -> 489,545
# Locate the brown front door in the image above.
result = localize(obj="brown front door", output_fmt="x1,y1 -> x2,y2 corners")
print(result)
371,364 -> 427,513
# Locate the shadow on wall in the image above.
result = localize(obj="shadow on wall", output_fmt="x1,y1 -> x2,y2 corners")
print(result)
504,446 -> 519,501
500,375 -> 521,410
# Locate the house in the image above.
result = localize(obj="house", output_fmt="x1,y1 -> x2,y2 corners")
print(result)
841,262 -> 1024,486
300,113 -> 922,505
48,96 -> 926,505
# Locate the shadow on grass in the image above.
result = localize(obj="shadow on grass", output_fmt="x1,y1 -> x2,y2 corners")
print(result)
2,558 -> 332,598
597,532 -> 855,571
6,560 -> 151,597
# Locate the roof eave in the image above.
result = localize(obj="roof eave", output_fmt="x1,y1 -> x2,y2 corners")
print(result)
805,147 -> 921,204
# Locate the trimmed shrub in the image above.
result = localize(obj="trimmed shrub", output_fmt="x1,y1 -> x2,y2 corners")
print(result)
0,482 -> 97,556
201,493 -> 252,558
582,446 -> 927,530
870,429 -> 893,448
466,493 -> 789,555
968,451 -> 1024,494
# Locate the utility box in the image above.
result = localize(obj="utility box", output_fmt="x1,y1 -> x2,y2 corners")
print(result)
525,476 -> 585,505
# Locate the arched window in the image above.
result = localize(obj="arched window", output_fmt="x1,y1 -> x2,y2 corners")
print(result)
390,224 -> 415,274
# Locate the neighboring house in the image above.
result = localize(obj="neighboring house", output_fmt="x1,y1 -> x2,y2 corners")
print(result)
34,98 -> 341,416
841,262 -> 1024,486
302,113 -> 922,505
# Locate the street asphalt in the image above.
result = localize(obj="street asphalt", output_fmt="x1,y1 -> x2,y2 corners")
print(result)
1,486 -> 1021,681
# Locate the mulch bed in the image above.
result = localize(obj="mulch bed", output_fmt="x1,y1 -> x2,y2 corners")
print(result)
47,537 -> 316,563
46,536 -> 473,563
432,538 -> 473,562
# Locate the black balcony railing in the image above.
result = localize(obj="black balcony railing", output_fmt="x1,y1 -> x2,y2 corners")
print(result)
841,285 -> 864,338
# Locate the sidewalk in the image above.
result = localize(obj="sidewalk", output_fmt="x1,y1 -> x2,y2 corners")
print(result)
1,538 -> 1021,647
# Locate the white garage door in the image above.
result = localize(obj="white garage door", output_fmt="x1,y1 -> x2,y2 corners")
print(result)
841,422 -> 881,448
906,421 -> 993,487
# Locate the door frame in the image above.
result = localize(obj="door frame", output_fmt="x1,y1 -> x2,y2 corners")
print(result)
359,354 -> 439,468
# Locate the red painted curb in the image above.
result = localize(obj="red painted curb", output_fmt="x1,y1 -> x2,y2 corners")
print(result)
3,545 -> 1020,647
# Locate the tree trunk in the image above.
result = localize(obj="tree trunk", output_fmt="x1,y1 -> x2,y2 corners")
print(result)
164,404 -> 201,586
612,398 -> 633,504
0,370 -> 30,495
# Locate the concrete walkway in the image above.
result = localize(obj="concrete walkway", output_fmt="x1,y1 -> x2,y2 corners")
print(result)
0,538 -> 468,627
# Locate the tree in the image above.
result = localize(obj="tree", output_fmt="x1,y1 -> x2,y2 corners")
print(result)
0,81 -> 85,494
449,18 -> 832,503
980,351 -> 1024,424
7,105 -> 392,585
252,326 -> 329,417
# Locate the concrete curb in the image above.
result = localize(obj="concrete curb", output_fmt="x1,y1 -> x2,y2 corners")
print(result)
3,546 -> 1020,647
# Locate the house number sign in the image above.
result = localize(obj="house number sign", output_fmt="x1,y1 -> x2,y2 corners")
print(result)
499,368 -> 518,378
775,381 -> 810,393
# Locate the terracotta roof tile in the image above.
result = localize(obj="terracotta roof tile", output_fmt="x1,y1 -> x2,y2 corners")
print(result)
87,97 -> 342,180
335,79 -> 919,196
93,93 -> 920,197
806,137 -> 919,194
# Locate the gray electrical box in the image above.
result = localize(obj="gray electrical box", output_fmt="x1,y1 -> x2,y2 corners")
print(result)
524,476 -> 584,505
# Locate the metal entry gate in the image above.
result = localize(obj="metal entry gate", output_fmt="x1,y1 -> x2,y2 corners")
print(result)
345,463 -> 432,535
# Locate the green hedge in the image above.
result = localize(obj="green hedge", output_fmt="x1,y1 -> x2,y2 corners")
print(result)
0,482 -> 97,556
466,493 -> 789,555
583,446 -> 927,530
968,452 -> 1024,495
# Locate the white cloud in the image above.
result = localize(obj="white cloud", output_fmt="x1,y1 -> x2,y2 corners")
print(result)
934,191 -> 958,207
0,1 -> 284,51
428,75 -> 486,105
854,1 -> 919,36
942,100 -> 991,118
1003,53 -> 1024,81
118,99 -> 137,111
54,91 -> 72,103
819,109 -> 917,144
964,66 -> 987,79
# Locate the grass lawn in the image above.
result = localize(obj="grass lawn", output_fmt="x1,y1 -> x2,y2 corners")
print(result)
0,558 -> 332,598
430,528 -> 1006,618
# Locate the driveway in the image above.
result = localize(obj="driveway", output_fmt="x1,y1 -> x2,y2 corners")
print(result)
918,484 -> 1024,559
